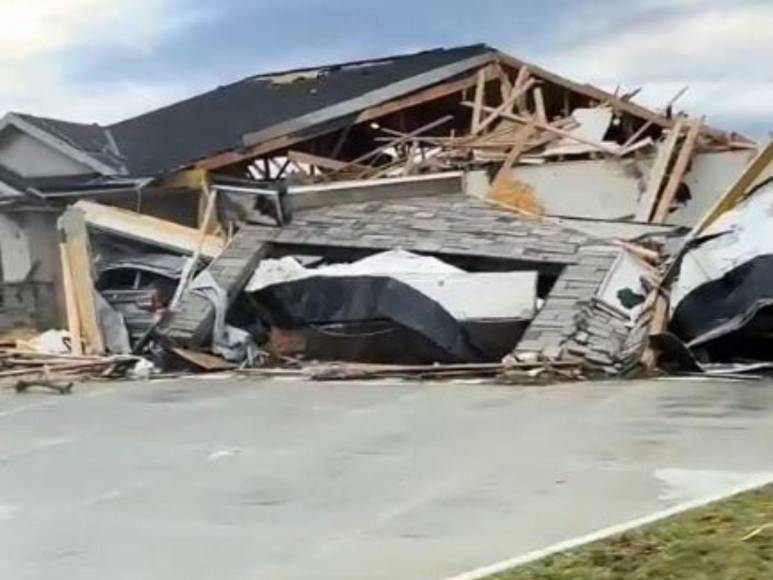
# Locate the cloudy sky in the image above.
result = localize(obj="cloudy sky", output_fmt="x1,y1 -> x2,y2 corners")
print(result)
1,0 -> 770,138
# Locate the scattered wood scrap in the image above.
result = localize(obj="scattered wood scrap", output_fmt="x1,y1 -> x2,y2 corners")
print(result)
304,360 -> 582,381
171,347 -> 237,372
0,348 -> 141,386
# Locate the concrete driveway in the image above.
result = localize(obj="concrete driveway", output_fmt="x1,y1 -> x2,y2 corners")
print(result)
0,376 -> 772,580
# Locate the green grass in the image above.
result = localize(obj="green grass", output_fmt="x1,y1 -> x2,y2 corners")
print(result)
489,484 -> 773,580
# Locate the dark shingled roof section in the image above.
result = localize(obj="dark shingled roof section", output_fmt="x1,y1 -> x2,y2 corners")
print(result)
14,113 -> 125,173
107,44 -> 492,176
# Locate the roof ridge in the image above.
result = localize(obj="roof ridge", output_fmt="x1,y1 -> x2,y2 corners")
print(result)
244,43 -> 490,81
107,44 -> 491,130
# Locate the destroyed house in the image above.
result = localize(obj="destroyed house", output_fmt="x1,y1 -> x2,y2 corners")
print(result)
0,44 -> 759,372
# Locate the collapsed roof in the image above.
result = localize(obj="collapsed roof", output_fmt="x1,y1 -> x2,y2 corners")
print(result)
0,43 -> 754,198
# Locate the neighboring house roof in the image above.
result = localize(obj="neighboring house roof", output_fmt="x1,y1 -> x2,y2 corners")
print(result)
107,44 -> 492,176
0,164 -> 29,199
0,113 -> 126,176
13,113 -> 125,174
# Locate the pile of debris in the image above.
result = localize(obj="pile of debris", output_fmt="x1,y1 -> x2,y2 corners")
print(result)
0,44 -> 767,386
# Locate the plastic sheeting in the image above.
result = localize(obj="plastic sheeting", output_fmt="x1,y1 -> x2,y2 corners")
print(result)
247,250 -> 538,321
190,271 -> 259,363
248,250 -> 538,363
671,179 -> 773,351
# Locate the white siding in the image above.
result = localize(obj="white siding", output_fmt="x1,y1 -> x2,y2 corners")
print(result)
0,126 -> 92,177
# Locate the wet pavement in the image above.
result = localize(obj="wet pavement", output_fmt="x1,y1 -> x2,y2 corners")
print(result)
0,376 -> 772,580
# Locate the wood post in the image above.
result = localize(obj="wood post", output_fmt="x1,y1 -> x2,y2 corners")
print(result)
57,209 -> 104,355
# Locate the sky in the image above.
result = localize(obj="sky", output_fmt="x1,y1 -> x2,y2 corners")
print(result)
1,0 -> 770,138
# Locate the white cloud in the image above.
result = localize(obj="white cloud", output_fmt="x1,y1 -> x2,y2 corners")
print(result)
0,0 -> 198,123
541,1 -> 773,135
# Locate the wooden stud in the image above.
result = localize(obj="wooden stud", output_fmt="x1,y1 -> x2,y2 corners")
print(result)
495,63 -> 513,104
287,150 -> 368,172
335,115 -> 454,176
634,117 -> 686,222
471,79 -> 536,136
533,86 -> 547,124
58,241 -> 82,356
651,118 -> 703,223
490,122 -> 537,185
462,101 -> 618,154
471,69 -> 486,133
57,209 -> 104,355
513,66 -> 530,114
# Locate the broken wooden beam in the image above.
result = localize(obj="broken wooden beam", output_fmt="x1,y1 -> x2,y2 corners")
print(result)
58,241 -> 83,356
471,68 -> 486,133
287,150 -> 369,173
634,118 -> 686,222
461,102 -> 618,154
651,118 -> 703,223
471,79 -> 536,136
74,200 -> 225,259
57,209 -> 104,355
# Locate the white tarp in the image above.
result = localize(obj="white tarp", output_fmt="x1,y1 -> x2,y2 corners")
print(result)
246,249 -> 538,321
672,180 -> 773,311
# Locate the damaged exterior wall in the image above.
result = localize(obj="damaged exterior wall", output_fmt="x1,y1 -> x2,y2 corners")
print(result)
0,209 -> 63,332
466,150 -> 754,224
0,213 -> 33,282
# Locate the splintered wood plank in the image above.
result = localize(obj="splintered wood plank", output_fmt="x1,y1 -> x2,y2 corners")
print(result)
74,200 -> 225,259
332,115 -> 453,175
171,347 -> 236,371
462,102 -> 617,153
533,86 -> 547,124
634,117 -> 686,222
652,118 -> 703,223
495,63 -> 513,104
58,241 -> 82,356
57,209 -> 104,355
487,122 -> 541,215
471,79 -> 536,136
287,150 -> 368,172
491,122 -> 538,185
513,66 -> 530,114
471,69 -> 486,133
